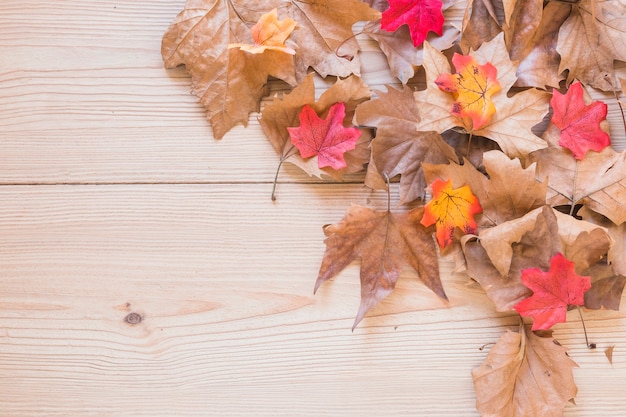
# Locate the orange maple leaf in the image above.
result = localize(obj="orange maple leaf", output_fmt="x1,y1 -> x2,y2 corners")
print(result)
421,178 -> 482,248
435,53 -> 501,131
229,8 -> 297,55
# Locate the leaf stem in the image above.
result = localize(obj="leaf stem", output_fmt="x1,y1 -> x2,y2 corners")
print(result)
271,145 -> 298,201
569,160 -> 579,217
613,89 -> 626,137
334,31 -> 364,61
466,132 -> 473,158
576,305 -> 595,349
383,172 -> 391,212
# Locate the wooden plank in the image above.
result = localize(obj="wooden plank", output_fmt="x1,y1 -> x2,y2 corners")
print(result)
1,1 -> 624,184
0,184 -> 625,416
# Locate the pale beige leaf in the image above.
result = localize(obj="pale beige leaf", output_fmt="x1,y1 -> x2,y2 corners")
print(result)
557,0 -> 626,90
473,326 -> 578,417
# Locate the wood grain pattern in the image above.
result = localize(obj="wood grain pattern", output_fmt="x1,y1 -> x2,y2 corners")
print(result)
1,1 -> 626,416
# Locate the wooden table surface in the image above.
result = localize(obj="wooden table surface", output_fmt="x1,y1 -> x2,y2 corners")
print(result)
1,1 -> 626,416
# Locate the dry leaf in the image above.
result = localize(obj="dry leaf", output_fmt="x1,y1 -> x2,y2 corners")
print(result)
605,345 -> 615,364
473,325 -> 578,417
556,0 -> 626,90
286,0 -> 381,81
506,0 -> 569,88
584,264 -> 626,311
459,0 -> 500,53
315,205 -> 446,329
355,85 -> 458,203
608,223 -> 626,276
415,33 -> 550,158
530,144 -> 626,226
162,0 -> 297,139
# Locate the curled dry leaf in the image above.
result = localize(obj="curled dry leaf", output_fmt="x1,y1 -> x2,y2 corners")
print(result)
459,0 -> 500,54
315,205 -> 446,329
473,325 -> 578,417
355,85 -> 458,203
584,264 -> 626,311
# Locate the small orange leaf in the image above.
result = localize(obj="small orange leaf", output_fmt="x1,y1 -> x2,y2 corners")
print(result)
421,178 -> 482,248
435,54 -> 501,131
229,9 -> 297,55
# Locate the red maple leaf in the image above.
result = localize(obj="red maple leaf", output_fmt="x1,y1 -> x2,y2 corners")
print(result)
550,81 -> 611,160
380,0 -> 444,47
514,253 -> 591,330
288,102 -> 361,170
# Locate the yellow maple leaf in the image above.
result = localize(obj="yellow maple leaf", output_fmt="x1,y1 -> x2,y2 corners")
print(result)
421,178 -> 482,248
435,54 -> 501,131
229,9 -> 297,55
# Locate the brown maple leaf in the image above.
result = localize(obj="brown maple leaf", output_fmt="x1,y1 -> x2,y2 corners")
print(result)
162,0 -> 298,139
286,0 -> 380,81
362,0 -> 460,84
557,0 -> 626,91
315,205 -> 446,329
415,33 -> 550,158
355,85 -> 458,203
530,135 -> 626,226
473,325 -> 578,417
259,74 -> 372,181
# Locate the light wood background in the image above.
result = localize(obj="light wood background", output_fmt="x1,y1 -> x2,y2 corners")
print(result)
1,1 -> 626,416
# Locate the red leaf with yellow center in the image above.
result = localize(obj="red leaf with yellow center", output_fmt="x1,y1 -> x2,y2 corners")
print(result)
514,253 -> 591,331
287,102 -> 361,170
229,8 -> 297,55
420,178 -> 482,248
435,54 -> 501,131
380,0 -> 444,47
550,81 -> 611,160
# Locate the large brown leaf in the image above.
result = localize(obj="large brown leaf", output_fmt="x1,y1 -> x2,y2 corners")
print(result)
584,264 -> 626,311
355,85 -> 458,203
459,0 -> 501,53
530,134 -> 626,225
162,0 -> 296,139
315,205 -> 446,329
556,0 -> 626,91
259,74 -> 372,179
287,0 -> 380,81
504,0 -> 569,88
415,33 -> 550,158
473,325 -> 578,417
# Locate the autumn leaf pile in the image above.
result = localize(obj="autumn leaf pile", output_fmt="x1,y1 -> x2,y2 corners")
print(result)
162,0 -> 626,415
